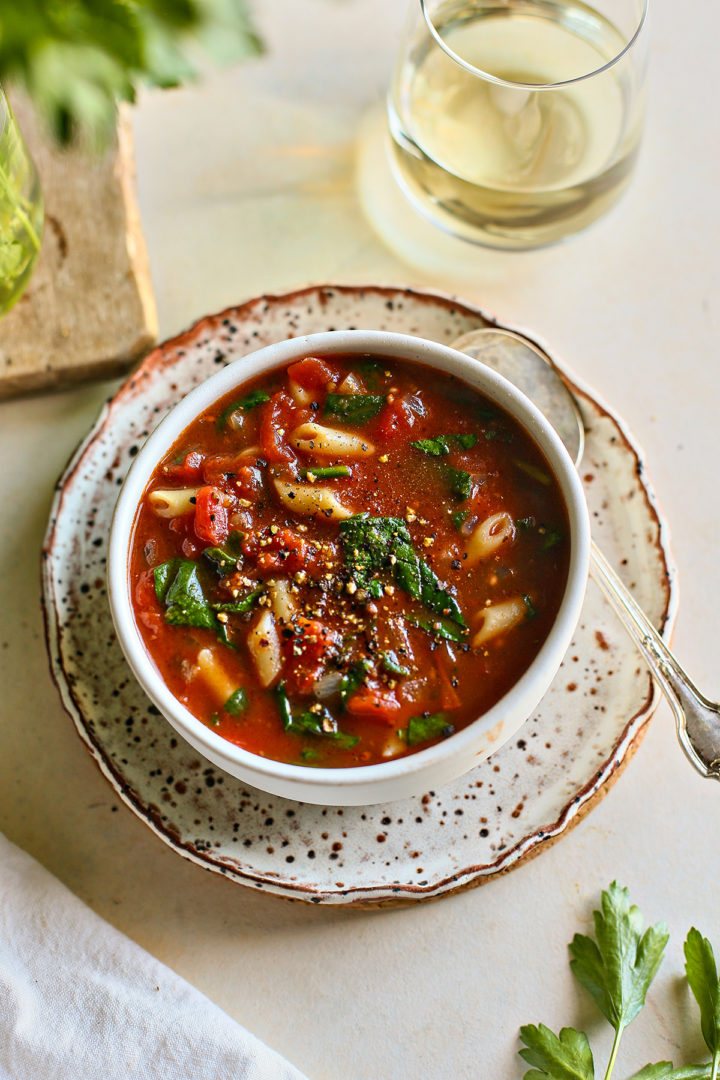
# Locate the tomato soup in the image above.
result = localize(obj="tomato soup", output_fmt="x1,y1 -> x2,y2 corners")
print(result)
129,353 -> 570,768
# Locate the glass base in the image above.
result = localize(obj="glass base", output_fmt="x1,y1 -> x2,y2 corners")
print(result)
356,104 -> 631,264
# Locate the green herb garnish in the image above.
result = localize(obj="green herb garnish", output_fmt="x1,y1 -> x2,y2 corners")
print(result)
451,510 -> 468,532
154,559 -> 216,630
411,433 -> 478,456
541,529 -> 564,550
276,683 -> 359,749
356,358 -> 386,390
324,393 -> 385,424
339,515 -> 466,627
202,546 -> 239,575
212,586 -> 265,614
339,515 -> 465,627
523,594 -> 537,619
338,659 -> 373,708
380,651 -> 410,677
216,389 -> 270,430
300,465 -> 351,479
407,612 -> 468,643
516,516 -> 535,531
402,713 -> 455,746
223,688 -> 248,715
1,0 -> 263,147
446,466 -> 472,501
519,883 -> 670,1080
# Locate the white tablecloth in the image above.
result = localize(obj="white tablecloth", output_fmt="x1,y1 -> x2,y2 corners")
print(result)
0,833 -> 307,1080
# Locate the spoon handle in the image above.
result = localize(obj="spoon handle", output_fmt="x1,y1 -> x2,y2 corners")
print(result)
589,539 -> 720,780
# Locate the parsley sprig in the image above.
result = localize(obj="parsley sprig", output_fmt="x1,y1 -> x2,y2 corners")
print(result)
0,0 -> 263,145
520,883 -> 720,1080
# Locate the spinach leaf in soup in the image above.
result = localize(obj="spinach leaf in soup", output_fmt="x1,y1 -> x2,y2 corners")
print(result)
324,393 -> 385,425
154,559 -> 216,630
339,514 -> 466,628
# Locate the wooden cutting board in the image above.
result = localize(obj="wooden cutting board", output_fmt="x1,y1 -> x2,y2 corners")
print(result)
0,92 -> 157,398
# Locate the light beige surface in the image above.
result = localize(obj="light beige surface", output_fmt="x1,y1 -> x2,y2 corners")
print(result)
0,93 -> 157,397
1,1 -> 719,1078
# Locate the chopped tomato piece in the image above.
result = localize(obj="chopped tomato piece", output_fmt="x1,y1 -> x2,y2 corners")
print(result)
134,570 -> 164,636
282,617 -> 335,696
378,397 -> 415,440
244,527 -> 308,575
162,451 -> 204,484
194,486 -> 229,545
259,391 -> 296,463
201,455 -> 263,498
287,356 -> 337,390
346,685 -> 401,724
436,656 -> 461,711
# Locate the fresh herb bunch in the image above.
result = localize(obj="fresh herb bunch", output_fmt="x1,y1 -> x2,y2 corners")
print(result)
520,882 -> 720,1080
0,0 -> 263,145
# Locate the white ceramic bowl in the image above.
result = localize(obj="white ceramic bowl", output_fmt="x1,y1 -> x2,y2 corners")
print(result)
108,330 -> 589,805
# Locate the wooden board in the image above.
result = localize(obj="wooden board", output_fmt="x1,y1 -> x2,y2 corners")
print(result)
0,91 -> 157,398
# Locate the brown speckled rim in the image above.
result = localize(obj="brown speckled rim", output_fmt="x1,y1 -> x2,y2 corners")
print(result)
41,283 -> 677,905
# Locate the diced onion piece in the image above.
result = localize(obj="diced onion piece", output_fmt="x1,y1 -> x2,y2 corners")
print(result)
465,511 -> 515,566
273,479 -> 352,519
290,421 -> 374,458
381,732 -> 408,759
195,648 -> 237,704
337,373 -> 364,394
472,597 -> 527,647
148,487 -> 200,518
267,578 -> 297,625
237,444 -> 261,461
288,378 -> 314,407
247,609 -> 283,688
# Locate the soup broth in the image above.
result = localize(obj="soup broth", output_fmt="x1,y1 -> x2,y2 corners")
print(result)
129,353 -> 570,768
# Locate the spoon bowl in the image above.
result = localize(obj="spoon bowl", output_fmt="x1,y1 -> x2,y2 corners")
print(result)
454,327 -> 720,781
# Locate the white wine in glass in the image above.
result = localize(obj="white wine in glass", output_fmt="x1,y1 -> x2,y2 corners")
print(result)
387,0 -> 648,249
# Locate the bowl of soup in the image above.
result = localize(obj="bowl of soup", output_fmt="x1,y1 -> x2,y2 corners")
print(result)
108,330 -> 589,805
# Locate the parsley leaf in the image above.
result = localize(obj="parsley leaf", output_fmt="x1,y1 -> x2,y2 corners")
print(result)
569,881 -> 669,1035
324,393 -> 385,424
339,514 -> 466,628
0,0 -> 263,146
684,929 -> 720,1059
629,1065 -> 713,1079
411,433 -> 478,456
518,1023 -> 595,1080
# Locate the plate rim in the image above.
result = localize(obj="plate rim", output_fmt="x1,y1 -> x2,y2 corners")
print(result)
40,282 -> 678,905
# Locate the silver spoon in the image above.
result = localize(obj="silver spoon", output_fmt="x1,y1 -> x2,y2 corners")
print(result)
453,327 -> 720,782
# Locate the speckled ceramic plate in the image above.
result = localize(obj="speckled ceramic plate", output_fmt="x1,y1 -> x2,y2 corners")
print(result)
42,285 -> 677,905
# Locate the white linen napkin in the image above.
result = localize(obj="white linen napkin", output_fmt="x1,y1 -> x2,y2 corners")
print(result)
0,832 -> 308,1080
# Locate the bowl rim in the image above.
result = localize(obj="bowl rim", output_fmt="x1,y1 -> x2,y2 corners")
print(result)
107,329 -> 590,794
